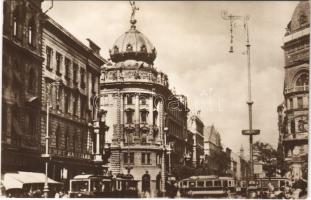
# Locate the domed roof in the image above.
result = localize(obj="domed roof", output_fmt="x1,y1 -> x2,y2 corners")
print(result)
287,1 -> 310,34
109,21 -> 156,65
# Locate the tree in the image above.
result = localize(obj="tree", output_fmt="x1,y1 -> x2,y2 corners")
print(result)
253,141 -> 279,178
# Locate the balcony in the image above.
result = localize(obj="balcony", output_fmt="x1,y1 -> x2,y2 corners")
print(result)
284,85 -> 308,94
283,132 -> 308,142
101,68 -> 169,88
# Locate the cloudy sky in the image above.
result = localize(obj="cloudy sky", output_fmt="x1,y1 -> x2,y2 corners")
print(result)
42,1 -> 298,155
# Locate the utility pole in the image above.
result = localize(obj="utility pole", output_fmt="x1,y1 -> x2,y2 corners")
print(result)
221,11 -> 260,179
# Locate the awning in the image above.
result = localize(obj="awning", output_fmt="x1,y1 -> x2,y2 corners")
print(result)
2,171 -> 62,190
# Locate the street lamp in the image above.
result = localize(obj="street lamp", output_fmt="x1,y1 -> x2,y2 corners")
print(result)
41,79 -> 61,198
167,143 -> 172,176
221,11 -> 260,179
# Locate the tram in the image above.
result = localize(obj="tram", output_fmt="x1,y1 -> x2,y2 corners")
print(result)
178,175 -> 236,198
69,174 -> 114,198
114,173 -> 139,198
69,173 -> 139,198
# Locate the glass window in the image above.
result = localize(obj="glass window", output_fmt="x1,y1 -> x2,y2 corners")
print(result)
65,58 -> 71,79
126,110 -> 133,124
80,68 -> 85,88
142,153 -> 145,164
65,91 -> 70,113
130,152 -> 134,164
56,52 -> 62,75
73,63 -> 78,84
197,181 -> 204,187
206,181 -> 213,187
127,95 -> 133,104
28,18 -> 34,45
297,97 -> 303,109
140,97 -> 146,105
46,46 -> 53,70
289,98 -> 293,109
124,153 -> 128,164
147,153 -> 151,164
214,181 -> 221,187
296,73 -> 309,87
291,120 -> 295,134
141,111 -> 147,123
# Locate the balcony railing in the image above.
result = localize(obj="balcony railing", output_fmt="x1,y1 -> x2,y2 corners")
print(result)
283,132 -> 308,141
285,85 -> 309,94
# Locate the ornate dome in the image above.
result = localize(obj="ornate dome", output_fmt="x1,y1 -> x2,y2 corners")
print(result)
109,21 -> 156,65
287,1 -> 310,34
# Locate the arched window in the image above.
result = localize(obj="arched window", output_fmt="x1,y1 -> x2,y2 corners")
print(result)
113,45 -> 119,54
13,7 -> 19,37
296,73 -> 309,87
141,45 -> 147,53
140,96 -> 146,105
126,44 -> 133,51
28,17 -> 35,46
125,109 -> 134,124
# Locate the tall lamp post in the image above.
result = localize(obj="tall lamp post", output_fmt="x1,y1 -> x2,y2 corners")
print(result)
42,79 -> 61,198
161,126 -> 168,197
221,11 -> 260,179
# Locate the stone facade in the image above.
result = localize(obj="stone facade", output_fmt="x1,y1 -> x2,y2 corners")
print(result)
41,15 -> 106,186
187,114 -> 204,167
2,0 -> 44,173
100,19 -> 188,197
277,1 -> 309,181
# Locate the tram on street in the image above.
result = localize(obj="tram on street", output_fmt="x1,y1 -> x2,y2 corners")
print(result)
69,174 -> 114,198
178,175 -> 236,198
68,173 -> 139,198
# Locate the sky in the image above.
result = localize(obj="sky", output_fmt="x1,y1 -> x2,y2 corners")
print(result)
42,1 -> 298,155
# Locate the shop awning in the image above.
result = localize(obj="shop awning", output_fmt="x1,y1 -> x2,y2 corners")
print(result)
2,171 -> 62,190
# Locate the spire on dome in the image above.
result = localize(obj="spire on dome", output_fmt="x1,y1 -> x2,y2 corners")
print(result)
129,1 -> 139,28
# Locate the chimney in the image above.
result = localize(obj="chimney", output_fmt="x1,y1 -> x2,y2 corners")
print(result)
87,38 -> 101,55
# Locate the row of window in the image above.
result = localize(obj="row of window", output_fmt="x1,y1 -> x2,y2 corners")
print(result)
53,126 -> 87,154
289,118 -> 308,134
123,152 -> 162,165
46,46 -> 87,89
288,96 -> 308,110
48,85 -> 87,119
125,110 -> 158,124
9,4 -> 37,48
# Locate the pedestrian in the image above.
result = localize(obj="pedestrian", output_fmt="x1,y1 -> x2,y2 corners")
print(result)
62,192 -> 68,198
144,190 -> 150,198
55,191 -> 60,198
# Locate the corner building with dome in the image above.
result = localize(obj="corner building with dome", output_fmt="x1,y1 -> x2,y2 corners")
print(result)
100,18 -> 189,196
277,1 -> 309,181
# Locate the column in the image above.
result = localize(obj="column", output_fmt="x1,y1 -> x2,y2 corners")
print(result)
120,93 -> 124,146
192,133 -> 197,167
135,93 -> 140,124
149,95 -> 154,137
135,93 -> 140,140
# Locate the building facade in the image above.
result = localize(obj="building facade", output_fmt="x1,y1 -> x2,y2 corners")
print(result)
187,114 -> 204,167
100,17 -> 188,196
277,1 -> 309,181
2,0 -> 44,173
203,125 -> 224,174
41,15 -> 106,186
